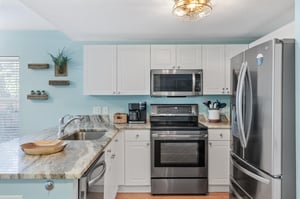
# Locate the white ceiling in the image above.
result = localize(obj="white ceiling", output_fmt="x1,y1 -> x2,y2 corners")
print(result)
0,0 -> 295,42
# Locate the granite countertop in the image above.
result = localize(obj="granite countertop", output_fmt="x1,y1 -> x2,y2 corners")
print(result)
0,115 -> 118,180
199,121 -> 231,129
114,122 -> 150,129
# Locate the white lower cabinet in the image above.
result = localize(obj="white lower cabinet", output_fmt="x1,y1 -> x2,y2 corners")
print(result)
124,130 -> 151,186
104,133 -> 123,199
208,129 -> 230,192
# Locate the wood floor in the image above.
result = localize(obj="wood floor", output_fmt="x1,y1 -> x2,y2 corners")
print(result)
116,193 -> 229,199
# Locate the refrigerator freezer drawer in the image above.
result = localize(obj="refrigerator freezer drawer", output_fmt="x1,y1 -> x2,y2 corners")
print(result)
230,156 -> 281,199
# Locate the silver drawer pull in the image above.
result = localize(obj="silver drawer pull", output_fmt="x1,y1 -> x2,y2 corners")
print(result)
232,159 -> 270,184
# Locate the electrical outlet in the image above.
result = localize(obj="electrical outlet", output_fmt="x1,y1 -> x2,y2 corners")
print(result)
102,106 -> 109,115
92,106 -> 102,114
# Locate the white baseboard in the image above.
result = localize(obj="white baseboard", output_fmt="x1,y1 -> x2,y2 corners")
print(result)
118,185 -> 151,193
209,185 -> 229,192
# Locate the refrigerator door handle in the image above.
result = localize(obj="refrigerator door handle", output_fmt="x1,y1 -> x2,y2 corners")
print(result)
230,182 -> 244,199
230,178 -> 253,199
244,62 -> 253,146
232,158 -> 270,184
236,62 -> 247,147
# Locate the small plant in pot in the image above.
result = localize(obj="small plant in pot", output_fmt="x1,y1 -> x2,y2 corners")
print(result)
49,48 -> 71,76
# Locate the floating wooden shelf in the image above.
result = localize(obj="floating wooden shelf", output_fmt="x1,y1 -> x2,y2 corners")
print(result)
27,94 -> 48,100
48,80 -> 70,86
28,64 -> 49,69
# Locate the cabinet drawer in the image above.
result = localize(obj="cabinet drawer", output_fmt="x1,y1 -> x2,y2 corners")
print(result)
209,129 -> 230,141
125,130 -> 150,141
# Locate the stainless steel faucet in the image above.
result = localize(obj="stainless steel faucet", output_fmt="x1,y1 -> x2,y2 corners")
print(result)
57,114 -> 83,138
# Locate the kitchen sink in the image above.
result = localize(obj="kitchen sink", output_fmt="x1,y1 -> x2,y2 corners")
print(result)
60,130 -> 107,140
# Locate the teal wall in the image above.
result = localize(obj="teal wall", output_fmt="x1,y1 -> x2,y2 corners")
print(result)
296,0 -> 299,197
0,31 -> 231,134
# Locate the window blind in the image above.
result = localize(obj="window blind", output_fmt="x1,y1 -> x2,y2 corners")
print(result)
0,57 -> 19,142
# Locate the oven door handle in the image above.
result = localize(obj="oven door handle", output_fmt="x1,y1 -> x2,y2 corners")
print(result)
152,134 -> 207,139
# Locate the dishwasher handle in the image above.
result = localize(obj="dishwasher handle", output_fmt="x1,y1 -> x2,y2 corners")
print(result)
87,160 -> 106,187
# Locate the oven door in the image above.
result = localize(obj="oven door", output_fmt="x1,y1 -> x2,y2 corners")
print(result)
151,130 -> 208,178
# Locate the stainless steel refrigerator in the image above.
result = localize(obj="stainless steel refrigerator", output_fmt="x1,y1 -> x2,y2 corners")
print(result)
230,39 -> 295,199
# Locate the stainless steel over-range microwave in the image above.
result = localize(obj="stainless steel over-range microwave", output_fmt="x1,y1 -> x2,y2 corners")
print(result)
150,69 -> 203,97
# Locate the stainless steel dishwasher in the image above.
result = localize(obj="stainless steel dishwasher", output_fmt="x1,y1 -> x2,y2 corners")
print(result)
79,151 -> 106,199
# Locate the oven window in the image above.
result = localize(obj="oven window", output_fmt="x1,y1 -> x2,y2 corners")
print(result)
153,74 -> 193,92
154,140 -> 205,167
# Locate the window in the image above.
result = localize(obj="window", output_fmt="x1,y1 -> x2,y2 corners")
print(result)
0,57 -> 19,142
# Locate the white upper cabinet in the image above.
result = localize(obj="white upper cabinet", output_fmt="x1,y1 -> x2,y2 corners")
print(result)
84,45 -> 150,95
84,45 -> 117,95
150,45 -> 176,69
225,44 -> 248,94
117,45 -> 150,95
202,45 -> 226,95
202,44 -> 248,95
176,45 -> 202,69
151,45 -> 202,69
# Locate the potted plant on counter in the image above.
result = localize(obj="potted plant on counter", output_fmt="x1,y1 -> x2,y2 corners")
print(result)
49,48 -> 71,76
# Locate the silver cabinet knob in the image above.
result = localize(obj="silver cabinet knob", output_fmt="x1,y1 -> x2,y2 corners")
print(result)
113,91 -> 116,94
136,134 -> 140,138
146,143 -> 150,146
177,66 -> 180,69
107,149 -> 112,153
209,142 -> 212,146
115,139 -> 118,142
172,66 -> 176,69
220,133 -> 223,138
111,154 -> 116,159
117,91 -> 120,94
45,180 -> 54,191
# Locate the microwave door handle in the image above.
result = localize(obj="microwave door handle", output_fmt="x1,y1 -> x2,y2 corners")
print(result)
192,73 -> 196,93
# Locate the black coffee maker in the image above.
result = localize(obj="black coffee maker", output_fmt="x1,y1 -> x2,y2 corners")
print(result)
128,102 -> 147,124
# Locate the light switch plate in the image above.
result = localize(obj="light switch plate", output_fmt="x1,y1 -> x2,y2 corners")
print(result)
102,106 -> 109,115
92,106 -> 102,114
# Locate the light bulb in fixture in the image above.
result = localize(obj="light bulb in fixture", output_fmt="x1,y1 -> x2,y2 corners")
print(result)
172,0 -> 212,21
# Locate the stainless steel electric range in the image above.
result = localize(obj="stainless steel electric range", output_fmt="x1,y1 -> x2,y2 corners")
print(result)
150,104 -> 208,195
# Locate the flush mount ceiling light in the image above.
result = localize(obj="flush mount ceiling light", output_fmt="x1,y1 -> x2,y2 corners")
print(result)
172,0 -> 212,21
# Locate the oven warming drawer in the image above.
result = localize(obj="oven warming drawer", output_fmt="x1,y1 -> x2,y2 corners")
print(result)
151,178 -> 208,195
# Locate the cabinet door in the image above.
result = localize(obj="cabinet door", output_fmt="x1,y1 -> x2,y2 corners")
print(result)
202,45 -> 225,95
176,45 -> 202,69
124,141 -> 151,185
84,45 -> 117,95
225,44 -> 248,94
117,45 -> 150,95
113,133 -> 124,186
208,140 -> 230,185
150,45 -> 176,69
